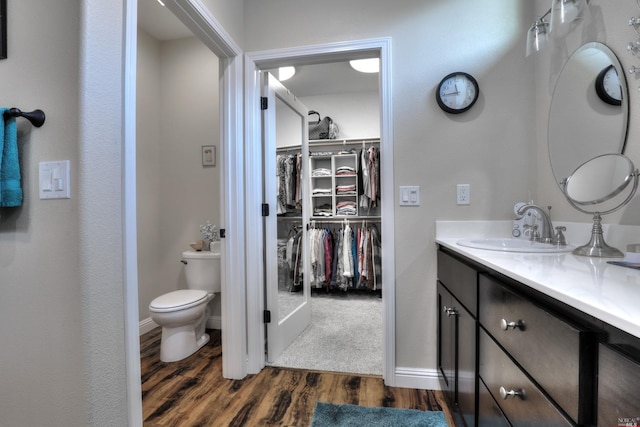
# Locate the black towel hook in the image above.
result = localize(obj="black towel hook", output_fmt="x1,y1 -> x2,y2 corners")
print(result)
3,108 -> 46,127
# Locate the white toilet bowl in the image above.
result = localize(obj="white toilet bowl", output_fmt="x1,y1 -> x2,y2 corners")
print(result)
149,289 -> 214,362
149,249 -> 221,362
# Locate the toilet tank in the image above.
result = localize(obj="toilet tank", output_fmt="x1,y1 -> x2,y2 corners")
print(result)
181,250 -> 221,293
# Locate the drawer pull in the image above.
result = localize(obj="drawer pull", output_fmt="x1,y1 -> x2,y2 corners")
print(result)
499,386 -> 524,400
443,306 -> 458,317
500,318 -> 525,331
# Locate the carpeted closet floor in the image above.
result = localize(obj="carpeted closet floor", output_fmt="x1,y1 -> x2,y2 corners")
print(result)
269,291 -> 382,375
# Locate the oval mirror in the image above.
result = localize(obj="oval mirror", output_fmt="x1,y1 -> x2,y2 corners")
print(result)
548,42 -> 629,187
564,154 -> 635,205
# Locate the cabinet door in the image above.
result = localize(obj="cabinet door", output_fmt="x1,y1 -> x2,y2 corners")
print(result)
598,344 -> 640,427
458,301 -> 476,427
437,281 -> 456,405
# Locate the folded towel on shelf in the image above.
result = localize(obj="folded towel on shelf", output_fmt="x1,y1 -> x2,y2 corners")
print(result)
0,108 -> 22,207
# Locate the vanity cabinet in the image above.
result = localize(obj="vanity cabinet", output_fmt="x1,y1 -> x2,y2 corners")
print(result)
437,251 -> 477,427
597,344 -> 640,426
479,274 -> 593,425
435,246 -> 640,427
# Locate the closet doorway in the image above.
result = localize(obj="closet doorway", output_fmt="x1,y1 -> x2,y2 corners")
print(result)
262,57 -> 385,376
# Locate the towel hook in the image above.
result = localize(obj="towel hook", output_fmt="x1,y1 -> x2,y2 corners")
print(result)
3,108 -> 46,127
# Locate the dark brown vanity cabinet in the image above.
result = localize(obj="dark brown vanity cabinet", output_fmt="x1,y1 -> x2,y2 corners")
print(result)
597,344 -> 640,426
436,247 -> 640,427
437,251 -> 477,427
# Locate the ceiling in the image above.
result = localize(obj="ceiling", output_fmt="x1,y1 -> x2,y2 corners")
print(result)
137,0 -> 378,96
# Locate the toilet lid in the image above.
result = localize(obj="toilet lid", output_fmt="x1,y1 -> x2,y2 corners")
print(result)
149,289 -> 209,311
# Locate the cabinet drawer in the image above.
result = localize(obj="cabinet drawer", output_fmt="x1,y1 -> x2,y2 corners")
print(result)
479,329 -> 572,427
479,274 -> 589,423
598,344 -> 640,427
437,250 -> 477,316
478,377 -> 511,427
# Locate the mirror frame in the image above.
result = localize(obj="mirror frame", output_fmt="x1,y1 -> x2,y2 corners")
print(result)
548,42 -> 630,188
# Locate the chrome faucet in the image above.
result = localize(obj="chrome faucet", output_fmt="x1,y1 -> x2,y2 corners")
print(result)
516,204 -> 566,245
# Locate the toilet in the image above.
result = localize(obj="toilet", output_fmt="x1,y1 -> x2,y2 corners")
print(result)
149,248 -> 221,362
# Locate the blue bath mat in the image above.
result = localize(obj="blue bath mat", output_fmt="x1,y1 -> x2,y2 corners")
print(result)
311,402 -> 448,426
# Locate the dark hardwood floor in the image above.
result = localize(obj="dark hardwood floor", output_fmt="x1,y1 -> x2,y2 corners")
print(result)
141,328 -> 455,426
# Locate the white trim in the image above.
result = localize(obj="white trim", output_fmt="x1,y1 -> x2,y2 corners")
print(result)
219,54 -> 247,380
164,0 -> 241,58
123,1 -> 143,425
244,56 -> 266,374
139,318 -> 159,336
394,368 -> 442,390
244,38 -> 396,385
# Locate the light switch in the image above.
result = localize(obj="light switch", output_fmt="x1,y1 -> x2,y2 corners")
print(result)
39,161 -> 71,199
399,186 -> 420,206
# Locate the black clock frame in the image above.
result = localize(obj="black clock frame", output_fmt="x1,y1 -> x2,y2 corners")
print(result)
436,72 -> 479,114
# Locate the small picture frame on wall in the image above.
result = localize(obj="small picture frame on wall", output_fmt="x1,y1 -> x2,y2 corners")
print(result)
0,0 -> 7,60
202,145 -> 216,167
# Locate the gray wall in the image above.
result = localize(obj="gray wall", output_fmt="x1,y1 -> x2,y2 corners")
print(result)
244,0 -> 537,370
0,2 -> 87,426
137,30 -> 220,322
243,0 -> 640,373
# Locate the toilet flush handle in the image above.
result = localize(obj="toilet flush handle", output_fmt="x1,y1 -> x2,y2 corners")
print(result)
181,259 -> 187,265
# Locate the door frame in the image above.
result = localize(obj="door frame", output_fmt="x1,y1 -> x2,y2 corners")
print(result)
244,38 -> 396,384
124,4 -> 246,425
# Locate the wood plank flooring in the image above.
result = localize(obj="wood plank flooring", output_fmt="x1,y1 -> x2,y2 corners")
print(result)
141,328 -> 455,426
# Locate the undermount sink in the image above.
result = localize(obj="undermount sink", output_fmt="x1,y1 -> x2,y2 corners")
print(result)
457,238 -> 575,253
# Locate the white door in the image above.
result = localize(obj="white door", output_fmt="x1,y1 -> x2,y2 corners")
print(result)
263,72 -> 311,362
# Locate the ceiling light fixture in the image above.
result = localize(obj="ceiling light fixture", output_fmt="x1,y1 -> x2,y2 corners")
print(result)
157,0 -> 165,6
349,58 -> 380,73
278,66 -> 296,81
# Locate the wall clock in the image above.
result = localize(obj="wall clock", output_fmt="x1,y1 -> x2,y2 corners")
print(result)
595,64 -> 622,106
436,72 -> 479,114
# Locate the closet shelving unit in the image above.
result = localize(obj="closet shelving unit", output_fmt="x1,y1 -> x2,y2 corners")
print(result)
308,138 -> 380,222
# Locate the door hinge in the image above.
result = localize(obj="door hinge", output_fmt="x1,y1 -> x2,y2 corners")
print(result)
263,310 -> 271,323
260,97 -> 268,110
262,203 -> 270,217
219,228 -> 226,239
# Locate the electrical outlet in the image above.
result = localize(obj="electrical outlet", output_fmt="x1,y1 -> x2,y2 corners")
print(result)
456,184 -> 470,205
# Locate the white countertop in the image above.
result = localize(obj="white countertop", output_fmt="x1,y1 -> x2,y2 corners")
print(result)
435,221 -> 640,339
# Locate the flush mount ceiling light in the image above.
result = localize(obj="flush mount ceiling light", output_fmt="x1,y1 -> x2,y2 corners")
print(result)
526,0 -> 589,57
278,66 -> 296,81
349,58 -> 380,73
157,0 -> 165,6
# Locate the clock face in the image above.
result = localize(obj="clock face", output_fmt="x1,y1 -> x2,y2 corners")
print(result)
436,72 -> 479,114
596,64 -> 622,106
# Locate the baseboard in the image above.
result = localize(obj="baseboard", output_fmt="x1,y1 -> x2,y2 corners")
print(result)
206,315 -> 221,330
140,315 -> 221,336
139,317 -> 158,336
393,367 -> 441,390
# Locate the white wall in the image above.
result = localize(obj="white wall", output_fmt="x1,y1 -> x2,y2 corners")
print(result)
301,92 -> 380,140
137,31 -> 220,322
244,0 -> 537,372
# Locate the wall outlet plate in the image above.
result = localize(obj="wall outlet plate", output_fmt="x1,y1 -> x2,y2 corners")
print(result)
456,184 -> 470,205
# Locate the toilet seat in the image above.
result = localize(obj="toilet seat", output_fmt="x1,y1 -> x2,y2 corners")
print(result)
149,289 -> 209,313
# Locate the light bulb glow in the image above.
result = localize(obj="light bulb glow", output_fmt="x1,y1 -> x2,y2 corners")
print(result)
349,58 -> 379,73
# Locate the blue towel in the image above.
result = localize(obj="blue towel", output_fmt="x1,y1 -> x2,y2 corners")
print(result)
0,107 -> 22,207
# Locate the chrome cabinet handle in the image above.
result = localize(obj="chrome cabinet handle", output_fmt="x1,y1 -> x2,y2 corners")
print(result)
443,306 -> 458,317
499,386 -> 524,400
500,318 -> 524,331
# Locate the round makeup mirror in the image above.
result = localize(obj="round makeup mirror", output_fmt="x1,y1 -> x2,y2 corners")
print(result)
548,42 -> 629,188
564,154 -> 639,257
